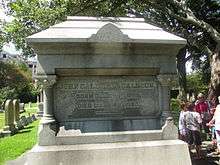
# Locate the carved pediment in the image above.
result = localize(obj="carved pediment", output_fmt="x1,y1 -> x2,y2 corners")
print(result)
89,23 -> 130,42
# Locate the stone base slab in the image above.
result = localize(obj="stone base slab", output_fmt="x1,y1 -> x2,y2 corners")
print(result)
24,140 -> 191,165
55,129 -> 163,145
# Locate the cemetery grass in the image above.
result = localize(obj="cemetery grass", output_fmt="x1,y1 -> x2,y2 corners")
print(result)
0,120 -> 39,165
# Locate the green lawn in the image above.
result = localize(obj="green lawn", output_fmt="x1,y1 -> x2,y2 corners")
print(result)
0,120 -> 39,165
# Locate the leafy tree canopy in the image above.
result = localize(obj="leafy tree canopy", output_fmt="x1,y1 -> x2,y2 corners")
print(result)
1,0 -> 220,98
0,61 -> 39,104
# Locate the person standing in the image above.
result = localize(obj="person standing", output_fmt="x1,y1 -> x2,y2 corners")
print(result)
195,93 -> 211,133
178,102 -> 187,141
184,103 -> 203,159
207,96 -> 220,154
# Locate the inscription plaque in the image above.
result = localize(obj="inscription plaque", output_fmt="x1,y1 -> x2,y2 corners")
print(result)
54,76 -> 159,122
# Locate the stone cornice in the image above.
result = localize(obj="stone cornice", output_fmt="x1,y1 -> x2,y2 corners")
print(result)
34,75 -> 57,89
157,74 -> 178,86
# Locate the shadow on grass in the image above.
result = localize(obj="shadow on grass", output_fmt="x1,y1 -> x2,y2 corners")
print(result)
25,126 -> 34,129
14,125 -> 36,135
16,130 -> 32,134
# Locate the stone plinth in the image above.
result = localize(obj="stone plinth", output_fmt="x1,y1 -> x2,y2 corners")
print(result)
25,140 -> 191,165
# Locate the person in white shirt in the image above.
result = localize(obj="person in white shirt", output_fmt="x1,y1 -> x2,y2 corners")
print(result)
183,102 -> 202,159
178,102 -> 187,141
207,96 -> 220,154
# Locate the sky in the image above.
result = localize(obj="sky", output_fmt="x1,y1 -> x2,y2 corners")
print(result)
0,5 -> 20,55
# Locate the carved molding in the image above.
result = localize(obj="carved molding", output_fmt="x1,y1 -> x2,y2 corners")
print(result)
34,75 -> 56,89
89,23 -> 131,42
157,74 -> 178,86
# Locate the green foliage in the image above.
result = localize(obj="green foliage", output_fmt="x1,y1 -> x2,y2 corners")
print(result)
0,61 -> 39,105
170,98 -> 181,125
186,72 -> 208,95
170,99 -> 181,112
4,0 -> 67,55
0,113 -> 4,130
0,120 -> 39,165
2,0 -> 220,98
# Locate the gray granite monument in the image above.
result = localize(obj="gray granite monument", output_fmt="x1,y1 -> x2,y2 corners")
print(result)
24,16 -> 191,165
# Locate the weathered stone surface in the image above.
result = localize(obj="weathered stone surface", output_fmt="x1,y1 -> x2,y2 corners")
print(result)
13,99 -> 20,123
54,76 -> 159,120
24,140 -> 191,165
25,16 -> 190,164
3,99 -> 16,135
162,117 -> 178,140
56,129 -> 162,145
53,76 -> 161,132
19,103 -> 25,113
38,123 -> 57,146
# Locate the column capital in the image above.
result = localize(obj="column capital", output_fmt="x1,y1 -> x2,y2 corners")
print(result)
34,75 -> 56,89
157,74 -> 177,86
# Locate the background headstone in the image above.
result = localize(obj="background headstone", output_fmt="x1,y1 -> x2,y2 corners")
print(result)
13,99 -> 20,123
37,102 -> 43,117
19,103 -> 25,113
28,102 -> 31,108
3,99 -> 16,135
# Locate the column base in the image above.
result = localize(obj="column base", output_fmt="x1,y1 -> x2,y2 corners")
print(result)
41,115 -> 56,124
38,122 -> 58,146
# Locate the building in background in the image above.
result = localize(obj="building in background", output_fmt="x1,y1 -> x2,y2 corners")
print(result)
0,50 -> 37,76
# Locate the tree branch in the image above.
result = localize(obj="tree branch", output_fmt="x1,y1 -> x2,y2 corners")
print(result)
72,0 -> 109,15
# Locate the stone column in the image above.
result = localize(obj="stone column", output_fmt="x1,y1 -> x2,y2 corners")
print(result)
3,99 -> 16,136
157,74 -> 177,125
37,90 -> 44,117
42,82 -> 55,124
35,75 -> 58,146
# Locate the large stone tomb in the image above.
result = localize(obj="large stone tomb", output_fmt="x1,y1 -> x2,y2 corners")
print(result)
23,16 -> 191,165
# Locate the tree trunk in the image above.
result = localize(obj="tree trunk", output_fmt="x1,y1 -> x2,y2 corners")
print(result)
176,46 -> 187,100
209,43 -> 220,105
